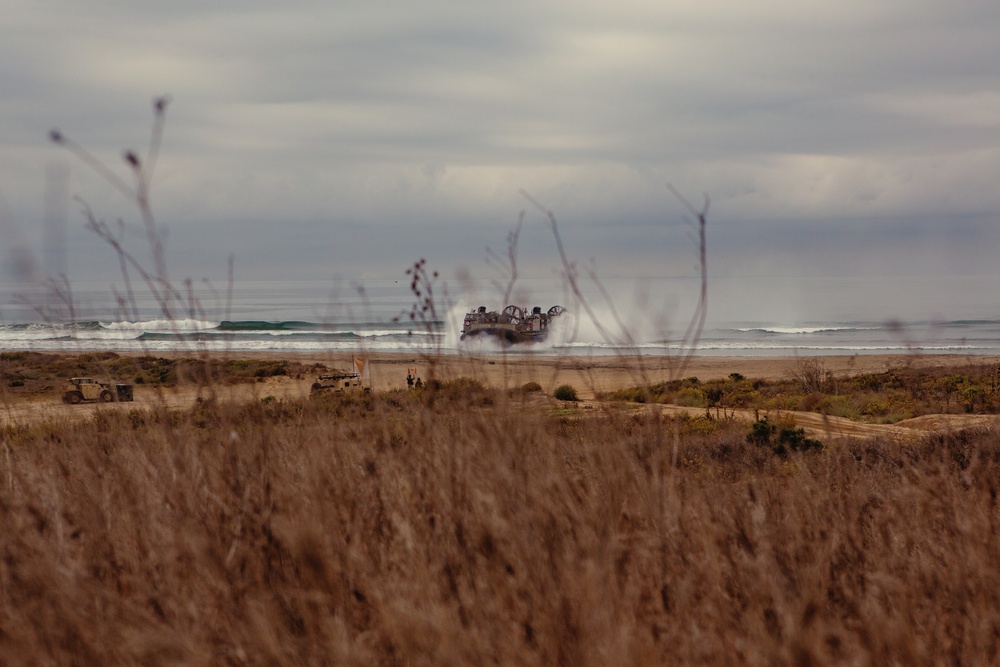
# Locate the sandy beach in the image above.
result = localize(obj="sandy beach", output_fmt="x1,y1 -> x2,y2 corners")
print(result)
243,350 -> 999,398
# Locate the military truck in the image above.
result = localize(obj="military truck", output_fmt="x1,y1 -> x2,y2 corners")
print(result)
62,377 -> 134,404
310,371 -> 368,394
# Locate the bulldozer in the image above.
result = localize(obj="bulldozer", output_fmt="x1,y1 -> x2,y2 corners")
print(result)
61,377 -> 134,404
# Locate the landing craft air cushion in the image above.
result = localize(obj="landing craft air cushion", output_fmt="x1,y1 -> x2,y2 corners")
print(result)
461,305 -> 566,345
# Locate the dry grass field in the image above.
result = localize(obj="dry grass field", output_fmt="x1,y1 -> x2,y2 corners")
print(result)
2,352 -> 999,664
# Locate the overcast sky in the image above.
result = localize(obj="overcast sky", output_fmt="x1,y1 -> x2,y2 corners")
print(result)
2,1 -> 999,318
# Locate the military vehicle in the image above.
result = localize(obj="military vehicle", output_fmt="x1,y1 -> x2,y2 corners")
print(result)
461,305 -> 566,345
310,371 -> 368,394
62,377 -> 134,404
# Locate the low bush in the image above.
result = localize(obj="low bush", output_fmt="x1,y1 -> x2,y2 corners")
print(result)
674,387 -> 707,408
747,417 -> 823,456
600,386 -> 647,402
602,361 -> 1000,422
820,394 -> 862,420
554,384 -> 578,401
683,414 -> 719,436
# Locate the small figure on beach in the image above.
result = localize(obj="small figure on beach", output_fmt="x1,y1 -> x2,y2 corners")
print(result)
415,377 -> 423,388
406,373 -> 414,388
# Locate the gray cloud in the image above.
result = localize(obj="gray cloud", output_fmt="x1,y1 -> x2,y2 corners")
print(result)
2,0 -> 999,311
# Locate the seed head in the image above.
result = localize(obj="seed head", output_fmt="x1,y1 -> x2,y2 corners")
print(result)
153,95 -> 171,114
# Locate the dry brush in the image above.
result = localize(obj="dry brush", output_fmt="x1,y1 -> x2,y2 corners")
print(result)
1,388 -> 998,665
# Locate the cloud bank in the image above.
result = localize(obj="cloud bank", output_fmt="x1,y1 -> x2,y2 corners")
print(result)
1,1 -> 998,314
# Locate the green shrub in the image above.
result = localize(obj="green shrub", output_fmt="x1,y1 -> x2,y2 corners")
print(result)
521,381 -> 543,393
674,387 -> 707,408
703,383 -> 725,406
773,426 -> 823,456
861,391 -> 914,423
554,384 -> 578,401
854,373 -> 884,391
601,386 -> 646,402
747,418 -> 776,446
724,381 -> 762,408
684,415 -> 718,436
747,417 -> 822,456
821,395 -> 862,420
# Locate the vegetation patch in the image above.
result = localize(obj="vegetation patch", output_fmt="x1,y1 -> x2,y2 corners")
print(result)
605,360 -> 1000,423
747,417 -> 824,456
0,352 -> 319,399
554,384 -> 579,401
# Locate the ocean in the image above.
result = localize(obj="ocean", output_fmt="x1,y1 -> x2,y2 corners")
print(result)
1,276 -> 999,357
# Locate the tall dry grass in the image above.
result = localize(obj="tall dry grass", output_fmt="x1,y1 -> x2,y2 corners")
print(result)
2,387 -> 998,664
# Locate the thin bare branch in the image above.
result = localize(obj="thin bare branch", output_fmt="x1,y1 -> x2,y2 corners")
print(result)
146,95 -> 171,183
48,132 -> 135,200
667,184 -> 709,378
519,190 -> 619,347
